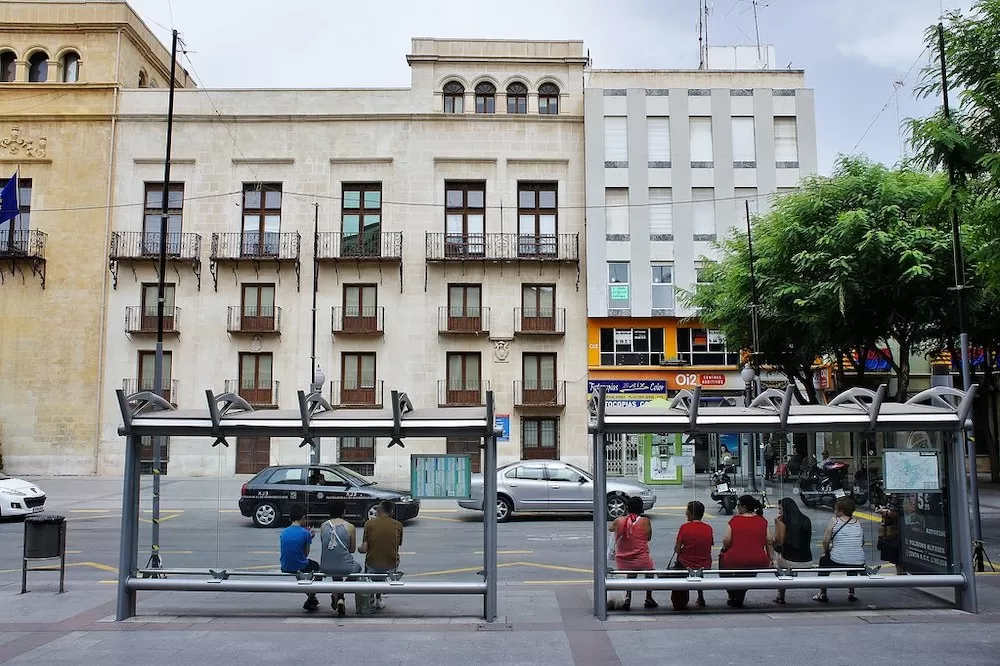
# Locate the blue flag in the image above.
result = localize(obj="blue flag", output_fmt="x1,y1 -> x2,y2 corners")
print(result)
0,173 -> 18,224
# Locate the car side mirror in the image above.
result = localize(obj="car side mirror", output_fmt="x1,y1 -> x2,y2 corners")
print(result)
578,476 -> 588,484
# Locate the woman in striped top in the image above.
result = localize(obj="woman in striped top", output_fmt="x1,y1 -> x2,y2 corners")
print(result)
814,497 -> 866,603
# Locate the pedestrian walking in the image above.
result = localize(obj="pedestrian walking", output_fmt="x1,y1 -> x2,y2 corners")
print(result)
763,440 -> 777,481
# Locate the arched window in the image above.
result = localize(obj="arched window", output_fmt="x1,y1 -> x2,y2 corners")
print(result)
0,51 -> 15,83
538,82 -> 560,115
506,82 -> 527,114
443,81 -> 464,114
27,51 -> 49,82
474,82 -> 496,114
138,70 -> 147,88
61,51 -> 80,83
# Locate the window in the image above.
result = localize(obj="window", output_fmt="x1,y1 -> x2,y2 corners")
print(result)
339,437 -> 375,476
522,417 -> 559,459
692,188 -> 716,238
605,188 -> 629,236
1,52 -> 16,82
343,284 -> 377,333
608,262 -> 630,312
138,70 -> 148,88
517,182 -> 557,256
447,437 -> 482,474
240,284 -> 276,332
734,187 -> 758,225
341,352 -> 377,406
445,182 -> 485,257
447,284 -> 482,332
538,82 -> 559,114
523,353 -> 557,403
677,328 -> 740,365
142,182 -> 184,255
505,464 -> 545,480
651,264 -> 675,312
137,350 -> 173,402
547,465 -> 586,483
647,117 -> 671,163
138,436 -> 170,476
341,183 -> 381,257
506,82 -> 527,114
695,266 -> 712,286
27,52 -> 48,82
474,82 -> 496,114
241,183 -> 281,256
648,188 -> 672,236
445,352 -> 481,404
443,81 -> 464,113
521,284 -> 555,332
731,117 -> 756,163
235,437 -> 271,474
689,117 -> 714,164
267,467 -> 304,485
0,177 -> 31,254
140,283 -> 176,333
598,328 -> 665,366
61,51 -> 80,83
774,117 -> 799,163
239,352 -> 274,406
604,117 -> 628,163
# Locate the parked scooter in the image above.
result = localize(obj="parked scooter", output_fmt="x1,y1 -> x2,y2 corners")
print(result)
797,458 -> 850,508
852,461 -> 886,508
709,456 -> 738,515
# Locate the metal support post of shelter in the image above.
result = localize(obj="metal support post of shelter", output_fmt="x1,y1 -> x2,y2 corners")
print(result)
483,391 -> 498,623
591,386 -> 608,620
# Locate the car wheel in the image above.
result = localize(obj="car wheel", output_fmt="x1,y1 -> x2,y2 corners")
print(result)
496,496 -> 513,523
252,502 -> 280,528
607,494 -> 628,520
366,503 -> 380,522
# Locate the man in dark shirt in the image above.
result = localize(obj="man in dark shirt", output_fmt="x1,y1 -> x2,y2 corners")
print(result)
360,500 -> 403,610
279,503 -> 320,612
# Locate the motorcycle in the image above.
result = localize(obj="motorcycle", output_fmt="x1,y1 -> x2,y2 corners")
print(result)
797,459 -> 850,508
852,462 -> 886,507
709,458 -> 738,515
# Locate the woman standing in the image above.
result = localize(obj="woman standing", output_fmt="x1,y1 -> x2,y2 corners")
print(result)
609,495 -> 657,610
772,497 -> 813,604
319,500 -> 362,616
671,500 -> 714,609
876,494 -> 906,575
814,497 -> 866,603
719,495 -> 774,607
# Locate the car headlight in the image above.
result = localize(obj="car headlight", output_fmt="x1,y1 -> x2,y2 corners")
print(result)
397,496 -> 414,503
641,489 -> 654,496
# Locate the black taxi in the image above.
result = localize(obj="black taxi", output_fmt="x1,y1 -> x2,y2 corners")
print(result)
238,464 -> 421,528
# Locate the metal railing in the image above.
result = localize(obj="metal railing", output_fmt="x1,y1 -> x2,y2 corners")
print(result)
331,306 -> 384,334
514,380 -> 566,407
123,378 -> 178,405
1,229 -> 47,259
513,307 -> 566,335
329,380 -> 384,408
211,231 -> 300,261
227,306 -> 282,334
437,380 -> 490,407
109,231 -> 201,261
125,306 -> 181,335
224,379 -> 280,407
425,233 -> 579,261
437,306 -> 490,334
316,232 -> 402,261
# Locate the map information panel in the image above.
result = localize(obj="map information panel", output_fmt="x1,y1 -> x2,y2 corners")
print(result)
883,450 -> 941,492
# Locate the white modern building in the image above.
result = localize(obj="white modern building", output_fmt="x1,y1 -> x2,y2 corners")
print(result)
99,38 -> 591,479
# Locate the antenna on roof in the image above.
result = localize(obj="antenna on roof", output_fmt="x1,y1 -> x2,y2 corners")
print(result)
752,0 -> 762,60
697,0 -> 704,69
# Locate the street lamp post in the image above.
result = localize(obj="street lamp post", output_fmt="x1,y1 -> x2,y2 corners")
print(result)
309,365 -> 326,465
741,364 -> 759,491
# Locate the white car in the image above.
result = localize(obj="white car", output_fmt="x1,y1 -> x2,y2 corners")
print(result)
0,473 -> 46,518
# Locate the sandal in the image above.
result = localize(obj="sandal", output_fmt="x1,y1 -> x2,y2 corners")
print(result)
644,598 -> 658,609
695,598 -> 706,608
848,593 -> 858,602
812,594 -> 829,603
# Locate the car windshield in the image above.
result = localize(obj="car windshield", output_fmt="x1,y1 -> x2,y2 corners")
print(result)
333,465 -> 375,486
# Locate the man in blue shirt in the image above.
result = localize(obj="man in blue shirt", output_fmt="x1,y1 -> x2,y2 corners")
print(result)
279,504 -> 320,611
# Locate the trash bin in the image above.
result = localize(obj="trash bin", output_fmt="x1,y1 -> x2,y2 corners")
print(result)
24,514 -> 66,559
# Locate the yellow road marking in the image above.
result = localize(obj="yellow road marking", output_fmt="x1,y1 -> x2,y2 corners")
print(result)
511,561 -> 592,574
139,511 -> 184,525
0,561 -> 119,575
251,550 -> 279,555
855,510 -> 879,523
417,515 -> 464,523
65,550 -> 82,554
156,550 -> 193,555
69,509 -> 110,513
420,509 -> 460,513
473,550 -> 533,555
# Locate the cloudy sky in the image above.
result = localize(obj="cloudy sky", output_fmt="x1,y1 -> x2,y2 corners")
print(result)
128,0 -> 973,174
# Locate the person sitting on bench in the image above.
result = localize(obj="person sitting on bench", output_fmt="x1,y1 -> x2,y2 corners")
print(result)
320,500 -> 362,616
360,500 -> 404,610
279,503 -> 320,612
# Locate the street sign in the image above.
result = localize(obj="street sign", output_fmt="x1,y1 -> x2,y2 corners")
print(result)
410,454 -> 473,499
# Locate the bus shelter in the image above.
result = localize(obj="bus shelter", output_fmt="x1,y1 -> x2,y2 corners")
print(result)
589,383 -> 979,620
114,387 -> 501,622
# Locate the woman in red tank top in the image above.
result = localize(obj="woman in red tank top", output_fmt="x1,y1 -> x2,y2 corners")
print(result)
719,495 -> 774,607
609,496 -> 657,610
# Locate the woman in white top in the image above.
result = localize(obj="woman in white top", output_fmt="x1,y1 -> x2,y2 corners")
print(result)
814,497 -> 866,603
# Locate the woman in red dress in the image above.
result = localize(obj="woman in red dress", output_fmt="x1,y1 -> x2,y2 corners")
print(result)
609,496 -> 657,610
719,495 -> 774,607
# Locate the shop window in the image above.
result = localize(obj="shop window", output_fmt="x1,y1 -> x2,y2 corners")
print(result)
599,327 -> 665,366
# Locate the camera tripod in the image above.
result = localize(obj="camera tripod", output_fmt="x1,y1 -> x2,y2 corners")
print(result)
974,539 -> 995,572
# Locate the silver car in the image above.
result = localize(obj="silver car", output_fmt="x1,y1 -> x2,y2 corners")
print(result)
458,460 -> 655,522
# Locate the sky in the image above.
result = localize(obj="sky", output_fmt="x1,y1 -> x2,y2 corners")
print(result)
127,0 -> 974,175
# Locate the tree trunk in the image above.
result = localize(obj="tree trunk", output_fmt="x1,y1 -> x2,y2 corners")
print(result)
984,350 -> 1000,483
896,341 -> 911,403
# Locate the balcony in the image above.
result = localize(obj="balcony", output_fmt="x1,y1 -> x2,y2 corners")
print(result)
1,229 -> 47,288
108,231 -> 202,291
122,378 -> 178,405
125,306 -> 181,336
227,306 -> 282,336
329,380 -> 384,408
425,233 -> 580,262
224,379 -> 280,408
332,306 -> 384,336
514,380 -> 567,408
210,232 -> 301,292
437,307 -> 490,335
317,232 -> 402,262
437,380 -> 491,407
514,308 -> 566,336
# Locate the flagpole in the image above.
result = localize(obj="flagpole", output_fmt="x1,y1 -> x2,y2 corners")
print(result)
149,28 -> 179,572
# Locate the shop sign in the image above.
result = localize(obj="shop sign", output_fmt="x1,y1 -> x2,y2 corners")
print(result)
698,373 -> 727,386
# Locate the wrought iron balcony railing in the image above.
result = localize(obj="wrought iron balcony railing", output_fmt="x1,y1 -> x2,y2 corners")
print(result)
227,306 -> 282,335
437,380 -> 490,407
1,229 -> 47,260
425,233 -> 579,262
331,306 -> 384,335
123,378 -> 178,405
109,231 -> 201,261
437,306 -> 490,335
317,232 -> 402,261
125,306 -> 181,335
211,232 -> 300,261
329,380 -> 384,408
513,380 -> 567,408
513,307 -> 566,335
224,379 -> 280,408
